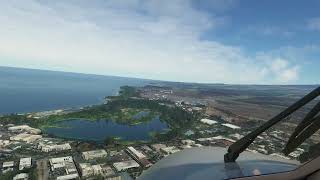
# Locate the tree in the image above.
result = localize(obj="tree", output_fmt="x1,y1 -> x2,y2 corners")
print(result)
104,136 -> 116,146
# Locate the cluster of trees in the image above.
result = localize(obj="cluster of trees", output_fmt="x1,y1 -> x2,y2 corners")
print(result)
0,167 -> 37,180
103,98 -> 200,129
0,86 -> 201,140
0,114 -> 26,125
43,89 -> 200,125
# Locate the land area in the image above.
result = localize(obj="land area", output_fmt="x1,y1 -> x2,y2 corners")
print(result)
1,83 -> 320,180
0,86 -> 200,141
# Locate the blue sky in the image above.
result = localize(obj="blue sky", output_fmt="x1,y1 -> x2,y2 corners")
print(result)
0,0 -> 319,84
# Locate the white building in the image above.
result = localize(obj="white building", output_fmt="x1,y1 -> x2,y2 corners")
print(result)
197,136 -> 236,143
10,133 -> 42,143
82,149 -> 108,160
13,173 -> 29,180
289,148 -> 305,158
151,144 -> 167,152
8,125 -> 41,134
141,145 -> 153,152
194,144 -> 203,147
92,165 -> 103,175
49,156 -> 79,179
102,165 -> 116,177
49,156 -> 72,170
113,160 -> 140,172
200,119 -> 217,125
222,123 -> 241,129
160,146 -> 180,155
79,163 -> 94,177
2,161 -> 14,169
127,146 -> 146,159
40,143 -> 71,152
79,163 -> 104,177
181,139 -> 195,146
126,146 -> 152,168
229,133 -> 243,140
19,157 -> 31,170
56,174 -> 79,180
0,140 -> 10,147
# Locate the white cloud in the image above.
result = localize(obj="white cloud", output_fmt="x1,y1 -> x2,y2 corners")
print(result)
307,17 -> 320,31
246,25 -> 295,38
0,0 -> 300,84
270,58 -> 299,82
271,58 -> 289,72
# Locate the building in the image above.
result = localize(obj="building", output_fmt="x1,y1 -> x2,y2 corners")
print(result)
19,157 -> 31,170
39,143 -> 72,152
79,163 -> 92,177
181,139 -> 195,146
2,161 -> 14,169
101,165 -> 116,177
56,174 -> 79,180
229,133 -> 243,140
197,136 -> 236,142
0,140 -> 10,147
194,144 -> 203,147
126,146 -> 152,168
160,146 -> 180,155
49,156 -> 75,171
184,130 -> 195,136
82,149 -> 108,160
141,145 -> 153,152
8,125 -> 41,134
113,160 -> 140,172
222,123 -> 241,129
79,163 -> 94,177
289,148 -> 305,158
10,133 -> 42,143
79,163 -> 105,177
151,144 -> 167,152
13,173 -> 29,180
200,119 -> 217,125
92,165 -> 103,175
196,136 -> 236,147
49,156 -> 79,179
127,146 -> 146,159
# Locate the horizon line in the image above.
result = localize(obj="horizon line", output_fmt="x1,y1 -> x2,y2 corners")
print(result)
1,65 -> 319,86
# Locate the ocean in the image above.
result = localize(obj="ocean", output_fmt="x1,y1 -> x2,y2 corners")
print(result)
0,66 -> 147,115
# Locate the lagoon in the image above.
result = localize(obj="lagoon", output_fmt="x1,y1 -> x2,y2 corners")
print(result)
44,117 -> 168,142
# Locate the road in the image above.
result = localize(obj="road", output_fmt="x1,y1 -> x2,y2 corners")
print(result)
37,159 -> 49,180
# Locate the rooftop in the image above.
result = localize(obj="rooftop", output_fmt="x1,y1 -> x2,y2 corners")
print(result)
222,123 -> 241,129
13,173 -> 29,180
113,160 -> 140,172
2,161 -> 14,168
200,119 -> 217,125
82,149 -> 108,160
127,146 -> 146,159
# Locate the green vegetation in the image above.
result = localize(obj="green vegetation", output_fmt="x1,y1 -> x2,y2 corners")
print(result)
0,167 -> 37,180
0,86 -> 201,141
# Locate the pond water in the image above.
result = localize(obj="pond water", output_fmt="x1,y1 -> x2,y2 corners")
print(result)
44,116 -> 168,142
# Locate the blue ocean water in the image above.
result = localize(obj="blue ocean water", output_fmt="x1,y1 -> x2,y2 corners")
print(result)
0,66 -> 147,114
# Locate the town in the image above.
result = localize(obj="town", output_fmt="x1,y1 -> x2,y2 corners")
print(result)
0,85 -> 317,180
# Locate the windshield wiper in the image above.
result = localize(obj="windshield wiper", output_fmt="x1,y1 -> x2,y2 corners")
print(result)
224,86 -> 320,163
283,101 -> 320,155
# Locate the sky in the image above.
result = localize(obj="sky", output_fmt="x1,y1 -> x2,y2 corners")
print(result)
0,0 -> 319,84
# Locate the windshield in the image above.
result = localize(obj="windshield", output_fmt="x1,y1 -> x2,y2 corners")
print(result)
1,1 -> 320,180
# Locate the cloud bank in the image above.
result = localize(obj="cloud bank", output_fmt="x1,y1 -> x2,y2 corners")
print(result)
0,0 -> 301,84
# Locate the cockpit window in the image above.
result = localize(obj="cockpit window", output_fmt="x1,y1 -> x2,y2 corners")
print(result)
0,1 -> 319,180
